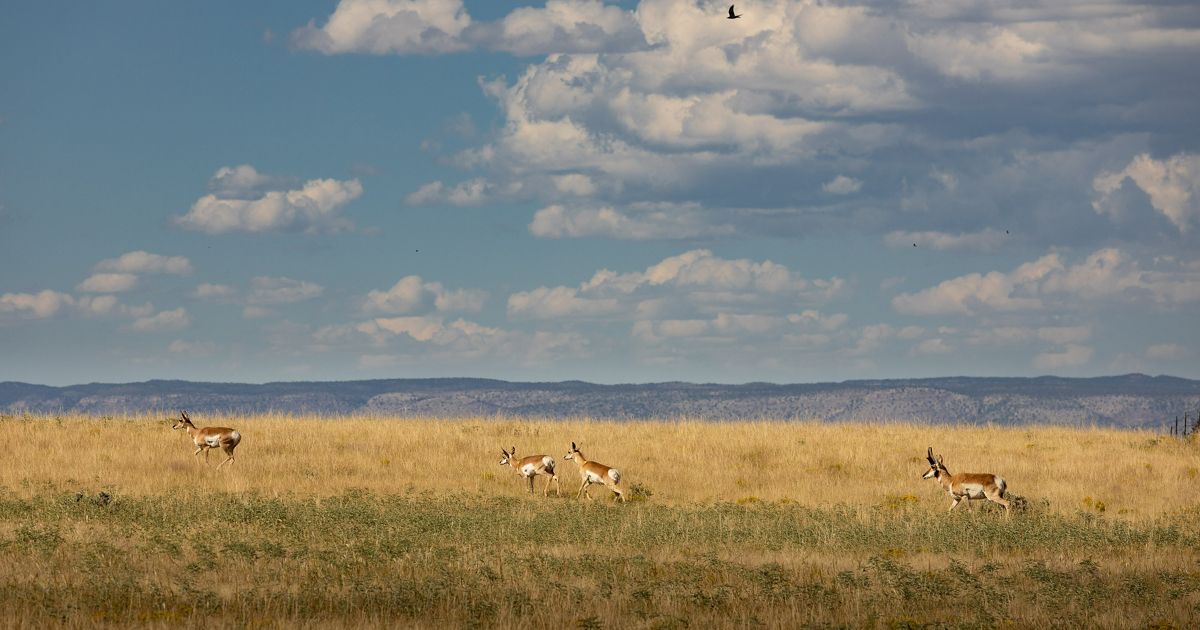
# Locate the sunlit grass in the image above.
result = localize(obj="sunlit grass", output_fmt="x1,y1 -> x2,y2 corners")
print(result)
0,414 -> 1197,627
3,413 -> 1198,517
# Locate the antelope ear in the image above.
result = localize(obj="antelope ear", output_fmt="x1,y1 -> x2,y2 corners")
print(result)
936,455 -> 944,465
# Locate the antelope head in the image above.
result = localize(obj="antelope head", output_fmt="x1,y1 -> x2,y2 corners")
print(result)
922,447 -> 945,480
172,411 -> 194,431
564,442 -> 580,461
499,447 -> 512,466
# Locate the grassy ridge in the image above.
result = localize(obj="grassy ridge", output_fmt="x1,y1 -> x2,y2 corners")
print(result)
1,415 -> 1198,627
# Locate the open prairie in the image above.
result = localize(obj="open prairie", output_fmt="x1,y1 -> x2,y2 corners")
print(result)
1,414 -> 1198,628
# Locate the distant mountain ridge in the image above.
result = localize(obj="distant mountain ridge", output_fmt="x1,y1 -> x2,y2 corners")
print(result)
2,374 -> 1198,429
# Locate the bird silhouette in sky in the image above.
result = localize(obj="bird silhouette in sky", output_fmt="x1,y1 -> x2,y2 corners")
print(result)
727,5 -> 742,19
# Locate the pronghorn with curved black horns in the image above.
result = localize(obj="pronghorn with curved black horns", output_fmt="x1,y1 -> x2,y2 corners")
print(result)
172,411 -> 241,469
923,447 -> 1009,514
564,442 -> 625,503
499,446 -> 561,496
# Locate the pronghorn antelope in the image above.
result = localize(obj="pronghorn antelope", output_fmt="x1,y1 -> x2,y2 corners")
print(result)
499,446 -> 561,496
923,447 -> 1009,514
172,411 -> 241,469
564,442 -> 625,503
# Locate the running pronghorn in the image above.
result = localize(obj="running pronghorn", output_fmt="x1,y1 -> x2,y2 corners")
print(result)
922,447 -> 1010,514
172,411 -> 241,469
563,442 -> 625,503
499,446 -> 561,496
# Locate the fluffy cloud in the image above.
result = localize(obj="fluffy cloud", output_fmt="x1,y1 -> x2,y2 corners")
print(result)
95,251 -> 193,275
893,248 -> 1200,315
509,249 -> 844,319
206,164 -> 293,200
75,295 -> 153,319
76,251 -> 193,295
0,290 -> 75,320
77,273 -> 138,293
822,175 -> 862,195
337,0 -> 1198,252
291,0 -> 644,56
176,166 -> 362,234
291,0 -> 474,54
1093,152 -> 1200,233
1,288 -> 156,322
364,275 -> 486,314
488,0 -> 646,55
131,308 -> 191,333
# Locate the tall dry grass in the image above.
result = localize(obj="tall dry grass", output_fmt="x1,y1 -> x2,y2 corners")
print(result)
2,413 -> 1197,517
2,414 -> 1198,627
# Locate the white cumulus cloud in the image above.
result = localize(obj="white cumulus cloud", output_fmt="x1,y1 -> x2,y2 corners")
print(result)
77,273 -> 139,293
0,290 -> 75,320
364,275 -> 486,314
822,175 -> 862,195
291,0 -> 644,56
509,249 -> 844,323
1093,152 -> 1200,233
176,166 -> 362,234
893,248 -> 1200,315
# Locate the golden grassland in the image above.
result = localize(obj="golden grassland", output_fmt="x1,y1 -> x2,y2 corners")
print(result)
4,413 -> 1199,514
0,413 -> 1198,628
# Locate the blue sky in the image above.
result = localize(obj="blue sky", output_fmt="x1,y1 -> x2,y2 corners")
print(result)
2,0 -> 1198,386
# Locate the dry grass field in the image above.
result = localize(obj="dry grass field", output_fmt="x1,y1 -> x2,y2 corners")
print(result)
1,413 -> 1198,628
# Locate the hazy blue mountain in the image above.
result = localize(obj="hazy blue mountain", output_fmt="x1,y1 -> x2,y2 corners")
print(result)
2,374 -> 1199,430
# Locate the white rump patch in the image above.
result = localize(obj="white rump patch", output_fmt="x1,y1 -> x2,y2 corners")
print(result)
608,469 -> 621,484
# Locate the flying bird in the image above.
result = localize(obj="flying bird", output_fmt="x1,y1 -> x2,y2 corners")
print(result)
727,5 -> 742,19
